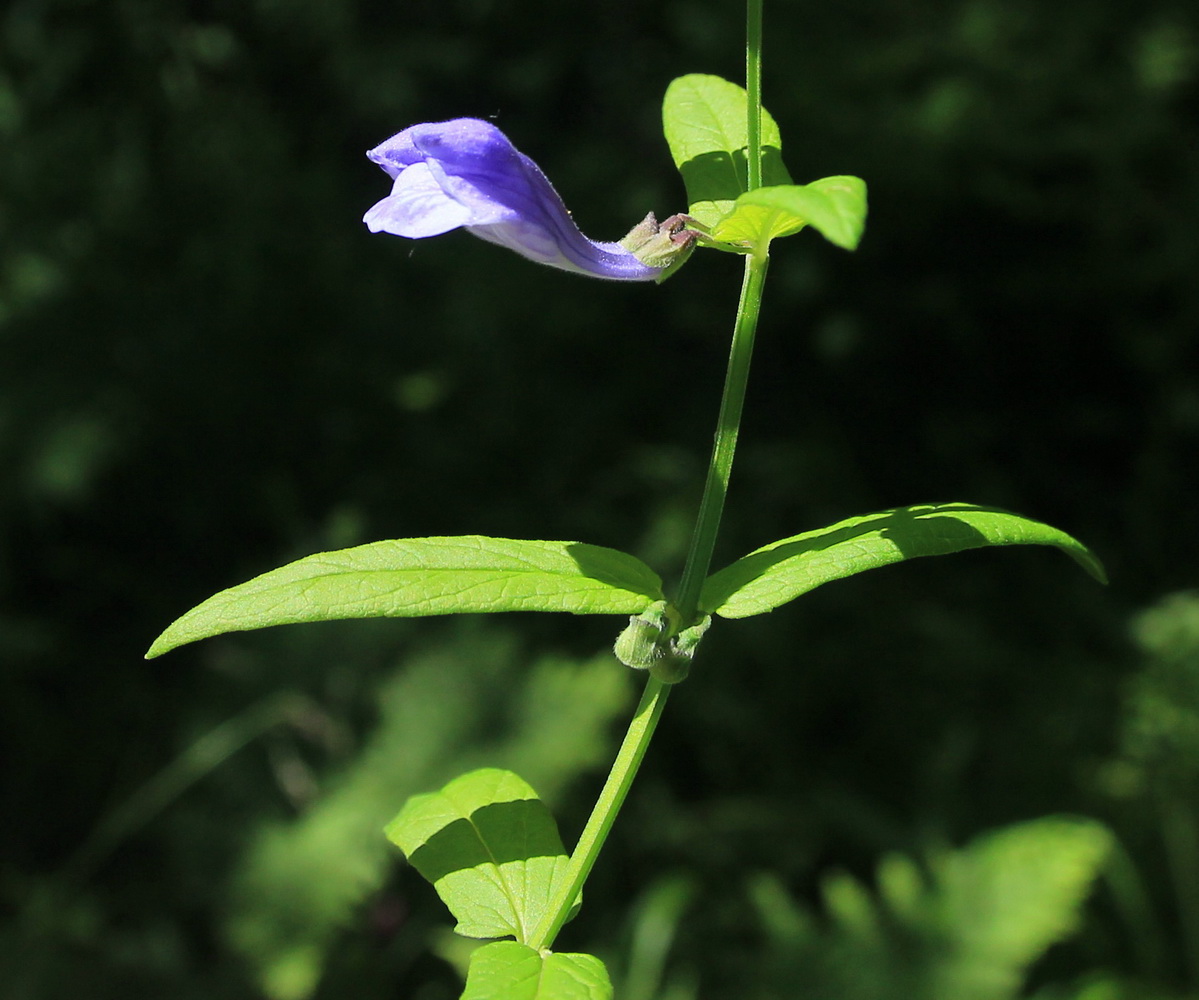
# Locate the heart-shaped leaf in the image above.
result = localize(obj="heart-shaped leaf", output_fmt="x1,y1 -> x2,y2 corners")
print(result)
702,503 -> 1106,619
147,536 -> 663,657
387,769 -> 575,943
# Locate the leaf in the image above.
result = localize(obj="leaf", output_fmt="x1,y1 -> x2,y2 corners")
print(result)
386,768 -> 574,943
709,176 -> 868,250
662,73 -> 791,228
146,536 -> 663,657
936,817 -> 1112,986
461,941 -> 612,1000
701,502 -> 1106,619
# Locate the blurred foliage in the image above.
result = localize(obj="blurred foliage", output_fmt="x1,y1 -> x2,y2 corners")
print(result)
747,816 -> 1112,1000
2,0 -> 1197,997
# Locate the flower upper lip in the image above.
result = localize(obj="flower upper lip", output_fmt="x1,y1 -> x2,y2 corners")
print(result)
363,118 -> 668,282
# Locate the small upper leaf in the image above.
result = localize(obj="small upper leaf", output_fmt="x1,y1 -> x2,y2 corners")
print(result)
662,73 -> 791,228
701,503 -> 1106,619
387,769 -> 573,943
710,177 -> 868,250
146,536 -> 664,657
461,941 -> 612,1000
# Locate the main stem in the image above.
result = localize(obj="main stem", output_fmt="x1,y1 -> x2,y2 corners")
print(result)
674,251 -> 769,622
534,249 -> 770,952
676,0 -> 766,620
746,0 -> 764,191
528,675 -> 670,951
534,0 -> 770,952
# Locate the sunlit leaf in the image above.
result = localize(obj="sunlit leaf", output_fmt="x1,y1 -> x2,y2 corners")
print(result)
386,768 -> 573,943
461,941 -> 612,1000
146,536 -> 663,657
710,176 -> 868,250
701,503 -> 1106,618
662,73 -> 791,228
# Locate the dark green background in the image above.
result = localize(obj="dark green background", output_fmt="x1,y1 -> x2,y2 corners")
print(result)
3,0 -> 1198,996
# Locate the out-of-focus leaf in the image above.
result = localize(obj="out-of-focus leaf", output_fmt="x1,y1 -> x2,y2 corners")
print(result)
621,875 -> 695,1000
934,817 -> 1113,995
749,816 -> 1113,1000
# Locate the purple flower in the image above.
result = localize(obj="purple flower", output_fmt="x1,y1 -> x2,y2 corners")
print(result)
364,118 -> 695,282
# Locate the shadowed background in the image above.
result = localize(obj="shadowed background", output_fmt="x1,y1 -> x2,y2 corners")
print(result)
3,0 -> 1198,997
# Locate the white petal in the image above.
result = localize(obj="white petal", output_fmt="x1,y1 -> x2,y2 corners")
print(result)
362,162 -> 473,237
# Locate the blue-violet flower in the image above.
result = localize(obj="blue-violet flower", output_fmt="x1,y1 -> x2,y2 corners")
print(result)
364,118 -> 696,282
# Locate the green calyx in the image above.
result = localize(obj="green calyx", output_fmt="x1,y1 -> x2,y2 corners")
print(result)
619,212 -> 702,283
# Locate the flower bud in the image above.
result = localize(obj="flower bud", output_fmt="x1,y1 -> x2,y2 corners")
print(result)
614,604 -> 710,684
649,614 -> 712,685
613,600 -> 671,671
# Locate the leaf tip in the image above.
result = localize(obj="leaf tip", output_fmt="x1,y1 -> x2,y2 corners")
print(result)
1078,550 -> 1109,586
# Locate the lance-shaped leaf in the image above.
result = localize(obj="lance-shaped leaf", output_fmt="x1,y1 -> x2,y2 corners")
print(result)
701,503 -> 1106,619
662,73 -> 791,228
709,176 -> 868,250
386,769 -> 574,943
461,941 -> 612,1000
147,536 -> 663,657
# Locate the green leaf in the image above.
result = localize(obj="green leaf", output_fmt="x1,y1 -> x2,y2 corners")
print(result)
146,536 -> 663,657
936,817 -> 1112,985
701,502 -> 1106,619
709,176 -> 868,250
386,768 -> 574,943
662,73 -> 791,228
461,941 -> 612,1000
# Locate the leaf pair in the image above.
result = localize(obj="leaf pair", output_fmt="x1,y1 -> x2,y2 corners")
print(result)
146,503 -> 1104,658
662,74 -> 867,253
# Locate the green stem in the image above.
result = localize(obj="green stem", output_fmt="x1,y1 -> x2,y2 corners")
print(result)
529,675 -> 671,951
674,250 -> 769,622
537,247 -> 772,949
533,0 -> 772,951
746,0 -> 764,191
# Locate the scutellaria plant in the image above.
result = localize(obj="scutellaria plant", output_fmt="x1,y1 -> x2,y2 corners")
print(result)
147,3 -> 1105,996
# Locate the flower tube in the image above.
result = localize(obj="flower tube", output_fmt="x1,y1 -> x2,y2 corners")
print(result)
364,118 -> 694,282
